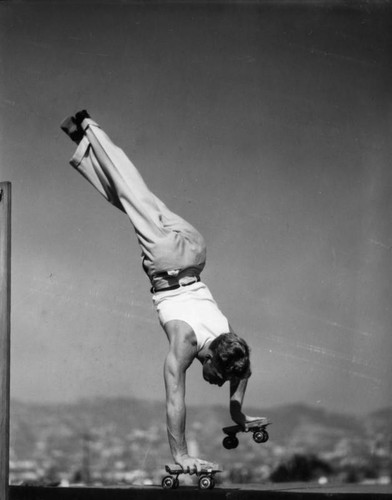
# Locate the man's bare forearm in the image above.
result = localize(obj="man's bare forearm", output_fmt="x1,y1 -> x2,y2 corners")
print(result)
230,377 -> 266,426
230,377 -> 250,425
164,344 -> 193,462
166,399 -> 188,460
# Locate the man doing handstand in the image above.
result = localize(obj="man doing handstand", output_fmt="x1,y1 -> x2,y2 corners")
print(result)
61,110 -> 262,473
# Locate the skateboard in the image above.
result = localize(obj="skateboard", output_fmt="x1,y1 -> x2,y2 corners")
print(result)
222,418 -> 271,449
162,464 -> 221,490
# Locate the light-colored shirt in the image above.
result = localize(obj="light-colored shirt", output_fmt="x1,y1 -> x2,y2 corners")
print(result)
152,281 -> 230,352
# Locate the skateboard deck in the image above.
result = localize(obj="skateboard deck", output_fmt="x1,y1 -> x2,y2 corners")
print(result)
165,464 -> 221,474
223,418 -> 270,434
162,463 -> 221,489
222,418 -> 271,449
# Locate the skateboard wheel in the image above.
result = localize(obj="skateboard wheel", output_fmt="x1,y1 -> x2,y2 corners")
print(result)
253,430 -> 269,444
198,475 -> 213,489
223,435 -> 239,449
162,475 -> 175,489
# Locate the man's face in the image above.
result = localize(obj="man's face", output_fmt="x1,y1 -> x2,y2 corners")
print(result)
202,358 -> 227,387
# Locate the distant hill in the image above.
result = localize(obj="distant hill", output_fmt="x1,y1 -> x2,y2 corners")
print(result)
10,398 -> 390,451
9,398 -> 392,483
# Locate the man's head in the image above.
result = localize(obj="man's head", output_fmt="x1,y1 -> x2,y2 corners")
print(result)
202,332 -> 251,386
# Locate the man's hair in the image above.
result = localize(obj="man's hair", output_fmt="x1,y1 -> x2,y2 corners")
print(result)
209,332 -> 251,379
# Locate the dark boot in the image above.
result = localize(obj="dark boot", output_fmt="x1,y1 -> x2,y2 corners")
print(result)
60,115 -> 85,144
74,109 -> 91,126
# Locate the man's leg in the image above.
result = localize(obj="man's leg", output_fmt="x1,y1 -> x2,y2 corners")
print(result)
68,136 -> 125,212
63,113 -> 206,285
71,118 -> 168,249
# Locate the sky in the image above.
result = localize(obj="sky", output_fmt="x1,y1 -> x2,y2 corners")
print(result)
1,0 -> 391,415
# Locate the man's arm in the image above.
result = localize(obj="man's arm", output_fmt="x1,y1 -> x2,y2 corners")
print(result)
164,320 -> 216,473
164,348 -> 189,461
230,377 -> 265,427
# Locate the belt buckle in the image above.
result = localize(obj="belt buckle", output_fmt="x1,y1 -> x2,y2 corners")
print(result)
179,276 -> 198,287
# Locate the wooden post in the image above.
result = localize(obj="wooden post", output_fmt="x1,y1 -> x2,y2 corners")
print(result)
0,182 -> 11,500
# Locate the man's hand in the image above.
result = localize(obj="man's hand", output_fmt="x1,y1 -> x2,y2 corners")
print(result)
231,411 -> 266,428
175,454 -> 218,474
230,400 -> 266,430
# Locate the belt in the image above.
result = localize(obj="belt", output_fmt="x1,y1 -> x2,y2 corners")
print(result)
151,276 -> 200,294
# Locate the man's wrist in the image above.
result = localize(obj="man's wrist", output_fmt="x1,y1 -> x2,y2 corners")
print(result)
230,405 -> 244,418
230,408 -> 246,424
